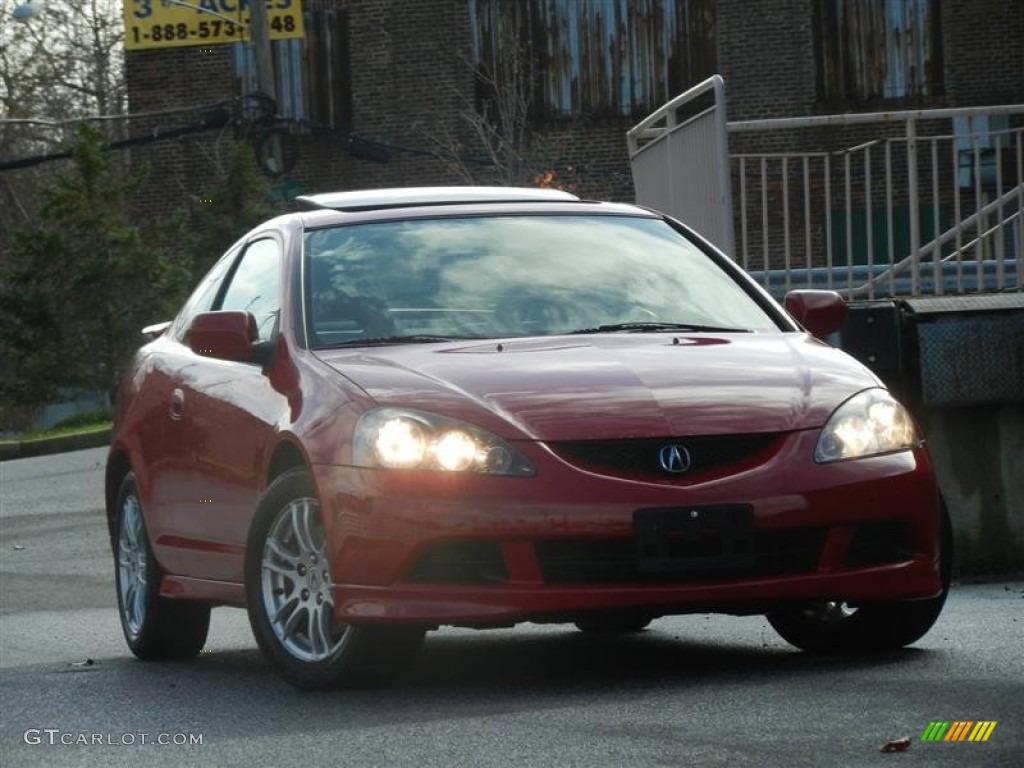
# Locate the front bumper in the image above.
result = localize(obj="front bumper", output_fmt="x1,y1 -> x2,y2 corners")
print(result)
332,561 -> 940,623
313,430 -> 943,624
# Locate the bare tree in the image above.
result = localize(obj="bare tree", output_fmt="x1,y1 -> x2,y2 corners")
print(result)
1,0 -> 125,239
1,1 -> 125,143
420,18 -> 574,191
451,39 -> 534,185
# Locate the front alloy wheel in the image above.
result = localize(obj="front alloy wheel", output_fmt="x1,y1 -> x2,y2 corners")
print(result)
246,468 -> 425,689
259,497 -> 345,663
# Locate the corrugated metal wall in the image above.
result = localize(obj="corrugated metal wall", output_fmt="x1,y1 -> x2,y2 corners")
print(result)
817,0 -> 941,102
232,9 -> 349,129
471,0 -> 716,118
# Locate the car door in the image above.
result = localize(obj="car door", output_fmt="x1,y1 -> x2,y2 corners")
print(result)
168,236 -> 288,582
146,245 -> 239,572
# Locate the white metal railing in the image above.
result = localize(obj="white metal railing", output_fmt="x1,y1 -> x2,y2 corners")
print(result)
728,105 -> 1024,298
627,75 -> 734,255
848,184 -> 1021,298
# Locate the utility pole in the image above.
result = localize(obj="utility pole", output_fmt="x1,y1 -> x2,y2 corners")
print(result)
145,1 -> 276,111
248,0 -> 276,106
246,0 -> 283,173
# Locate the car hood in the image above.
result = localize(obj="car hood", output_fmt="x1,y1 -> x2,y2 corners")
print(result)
313,333 -> 880,441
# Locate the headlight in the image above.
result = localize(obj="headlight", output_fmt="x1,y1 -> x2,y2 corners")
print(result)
353,408 -> 535,475
814,389 -> 919,463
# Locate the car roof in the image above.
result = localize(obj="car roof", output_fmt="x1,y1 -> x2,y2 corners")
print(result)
291,191 -> 658,230
295,186 -> 580,212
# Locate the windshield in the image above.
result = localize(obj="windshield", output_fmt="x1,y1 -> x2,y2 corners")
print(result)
304,214 -> 780,347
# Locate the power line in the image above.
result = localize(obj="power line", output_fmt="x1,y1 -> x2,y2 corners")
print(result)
0,109 -> 232,172
0,95 -> 252,128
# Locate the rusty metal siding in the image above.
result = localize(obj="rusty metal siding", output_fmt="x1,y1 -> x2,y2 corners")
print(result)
232,9 -> 349,129
471,0 -> 716,118
817,0 -> 942,103
234,36 -> 306,121
304,9 -> 350,131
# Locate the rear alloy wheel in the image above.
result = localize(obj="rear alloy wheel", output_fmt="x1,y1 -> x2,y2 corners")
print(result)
245,468 -> 425,689
767,502 -> 953,653
115,472 -> 210,660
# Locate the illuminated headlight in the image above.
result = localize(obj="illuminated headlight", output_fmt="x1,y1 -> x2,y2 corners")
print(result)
815,389 -> 919,463
353,408 -> 534,475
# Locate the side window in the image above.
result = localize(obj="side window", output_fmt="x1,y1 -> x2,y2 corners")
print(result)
172,245 -> 240,342
217,238 -> 282,342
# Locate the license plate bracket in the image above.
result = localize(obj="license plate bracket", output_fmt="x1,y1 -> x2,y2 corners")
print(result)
634,505 -> 755,572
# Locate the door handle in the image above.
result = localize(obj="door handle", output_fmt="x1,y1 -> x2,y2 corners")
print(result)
170,388 -> 185,420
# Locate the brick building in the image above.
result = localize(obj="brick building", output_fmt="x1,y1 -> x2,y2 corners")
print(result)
125,0 -> 1023,217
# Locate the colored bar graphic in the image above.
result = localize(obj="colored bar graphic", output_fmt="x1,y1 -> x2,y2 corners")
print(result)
945,721 -> 973,741
968,722 -> 997,742
921,720 -> 997,743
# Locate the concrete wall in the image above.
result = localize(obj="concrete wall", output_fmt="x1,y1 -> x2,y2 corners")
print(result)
921,405 -> 1024,575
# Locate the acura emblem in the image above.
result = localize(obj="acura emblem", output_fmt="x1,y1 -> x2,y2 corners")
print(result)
658,444 -> 692,474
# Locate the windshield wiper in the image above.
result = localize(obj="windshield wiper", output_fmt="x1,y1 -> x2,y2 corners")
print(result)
566,322 -> 752,335
320,334 -> 470,348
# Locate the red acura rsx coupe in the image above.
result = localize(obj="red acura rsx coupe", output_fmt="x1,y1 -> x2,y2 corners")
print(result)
106,187 -> 950,689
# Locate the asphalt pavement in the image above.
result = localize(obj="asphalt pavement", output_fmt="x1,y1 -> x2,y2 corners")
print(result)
1,447 -> 1022,768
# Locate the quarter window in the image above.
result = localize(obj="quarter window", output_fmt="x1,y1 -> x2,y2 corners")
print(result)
217,238 -> 282,343
172,245 -> 241,342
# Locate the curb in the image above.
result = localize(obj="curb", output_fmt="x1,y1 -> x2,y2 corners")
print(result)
0,428 -> 112,462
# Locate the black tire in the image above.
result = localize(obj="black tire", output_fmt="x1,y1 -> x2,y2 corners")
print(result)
767,501 -> 953,653
245,468 -> 425,690
574,614 -> 653,634
114,472 -> 210,660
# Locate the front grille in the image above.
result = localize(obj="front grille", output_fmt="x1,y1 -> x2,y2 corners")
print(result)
536,528 -> 826,584
403,540 -> 508,584
846,522 -> 916,567
548,433 -> 780,481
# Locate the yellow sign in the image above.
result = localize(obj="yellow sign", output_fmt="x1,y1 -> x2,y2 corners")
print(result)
123,0 -> 304,51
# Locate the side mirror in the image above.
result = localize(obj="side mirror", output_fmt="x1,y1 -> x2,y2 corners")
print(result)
783,290 -> 848,339
187,311 -> 259,362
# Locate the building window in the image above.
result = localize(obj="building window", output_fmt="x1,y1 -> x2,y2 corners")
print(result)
233,9 -> 350,131
816,0 -> 942,103
471,0 -> 717,119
